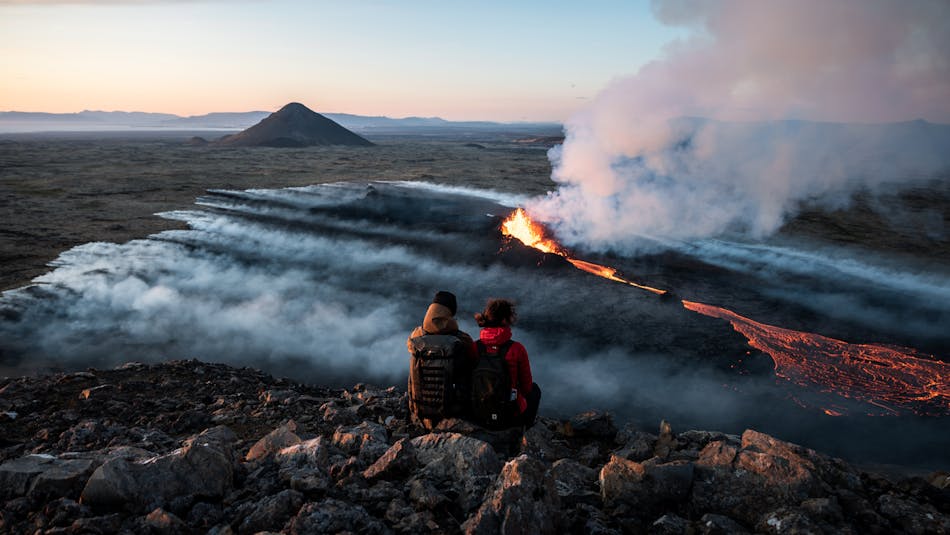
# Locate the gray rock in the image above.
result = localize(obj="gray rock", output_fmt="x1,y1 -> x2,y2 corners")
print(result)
275,437 -> 331,493
550,458 -> 599,506
81,426 -> 237,511
654,420 -> 679,459
235,489 -> 304,535
576,442 -> 602,467
276,436 -> 329,466
614,431 -> 658,462
70,513 -> 124,534
520,419 -> 571,462
463,455 -> 560,535
573,503 -> 619,535
246,420 -> 300,461
678,430 -> 740,453
409,477 -> 449,510
284,498 -> 390,534
332,421 -> 390,463
699,513 -> 750,534
362,438 -> 416,481
600,455 -> 694,512
757,507 -> 825,534
410,432 -> 501,512
877,493 -> 950,535
320,401 -> 361,426
690,429 -> 832,526
392,510 -> 440,533
144,507 -> 187,534
563,410 -> 617,440
651,513 -> 690,534
0,454 -> 95,500
259,389 -> 295,405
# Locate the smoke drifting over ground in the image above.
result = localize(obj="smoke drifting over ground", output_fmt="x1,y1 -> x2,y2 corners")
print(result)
1,182 -> 947,464
530,0 -> 950,250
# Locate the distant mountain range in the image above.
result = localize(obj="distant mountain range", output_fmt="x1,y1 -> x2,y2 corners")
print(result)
0,108 -> 562,133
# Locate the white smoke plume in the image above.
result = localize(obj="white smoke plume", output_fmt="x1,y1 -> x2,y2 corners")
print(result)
529,0 -> 950,250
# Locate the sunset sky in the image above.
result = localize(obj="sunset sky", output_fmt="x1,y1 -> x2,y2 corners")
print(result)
0,0 -> 683,121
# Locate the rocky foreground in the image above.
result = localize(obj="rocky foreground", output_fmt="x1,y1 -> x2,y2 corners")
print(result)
1,360 -> 948,534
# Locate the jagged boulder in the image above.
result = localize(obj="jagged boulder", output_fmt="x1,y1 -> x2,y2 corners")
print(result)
332,421 -> 390,463
699,513 -> 751,534
562,410 -> 617,440
410,432 -> 501,512
143,507 -> 187,533
651,513 -> 691,534
234,489 -> 304,535
550,458 -> 599,506
613,430 -> 658,462
362,438 -> 417,481
877,493 -> 950,534
599,455 -> 694,514
463,455 -> 560,535
2,360 -> 946,535
0,454 -> 96,500
690,429 -> 842,525
246,420 -> 300,461
520,418 -> 571,462
284,498 -> 389,534
81,426 -> 237,511
275,437 -> 331,493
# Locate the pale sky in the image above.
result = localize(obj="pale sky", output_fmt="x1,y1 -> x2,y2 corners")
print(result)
0,0 -> 683,121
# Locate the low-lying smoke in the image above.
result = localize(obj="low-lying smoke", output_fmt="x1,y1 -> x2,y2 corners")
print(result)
1,182 -> 947,464
529,0 -> 950,251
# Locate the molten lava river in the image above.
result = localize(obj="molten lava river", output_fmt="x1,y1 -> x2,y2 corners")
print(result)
502,208 -> 950,418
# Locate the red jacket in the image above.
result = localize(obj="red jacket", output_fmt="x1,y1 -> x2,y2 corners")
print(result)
477,327 -> 532,414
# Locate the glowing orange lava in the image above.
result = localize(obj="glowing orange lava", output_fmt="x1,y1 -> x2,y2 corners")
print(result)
682,301 -> 950,416
501,208 -> 564,255
501,207 -> 950,417
502,209 -> 667,296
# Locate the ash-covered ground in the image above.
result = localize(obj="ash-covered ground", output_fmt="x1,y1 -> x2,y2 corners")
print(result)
1,167 -> 948,467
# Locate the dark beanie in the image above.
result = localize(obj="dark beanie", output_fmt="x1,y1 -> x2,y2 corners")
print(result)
432,291 -> 457,316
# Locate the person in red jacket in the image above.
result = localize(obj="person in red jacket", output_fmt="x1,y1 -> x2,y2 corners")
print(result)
474,298 -> 541,427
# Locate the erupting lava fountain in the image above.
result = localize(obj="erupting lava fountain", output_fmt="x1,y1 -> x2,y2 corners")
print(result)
500,208 -> 950,417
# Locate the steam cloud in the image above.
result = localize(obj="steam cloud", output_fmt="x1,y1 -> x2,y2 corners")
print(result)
529,0 -> 950,250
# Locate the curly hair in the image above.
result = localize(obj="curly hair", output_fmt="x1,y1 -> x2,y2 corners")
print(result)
474,298 -> 517,328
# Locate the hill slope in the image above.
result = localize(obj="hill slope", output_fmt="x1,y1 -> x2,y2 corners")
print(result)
215,102 -> 374,147
0,359 -> 947,533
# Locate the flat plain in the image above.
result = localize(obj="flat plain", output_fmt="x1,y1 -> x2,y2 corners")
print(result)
0,132 -> 555,291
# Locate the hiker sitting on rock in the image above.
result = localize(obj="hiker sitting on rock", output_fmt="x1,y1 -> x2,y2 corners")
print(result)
471,298 -> 541,429
407,291 -> 476,428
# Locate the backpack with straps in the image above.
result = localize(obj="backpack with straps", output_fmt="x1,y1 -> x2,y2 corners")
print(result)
408,333 -> 470,426
470,340 -> 514,429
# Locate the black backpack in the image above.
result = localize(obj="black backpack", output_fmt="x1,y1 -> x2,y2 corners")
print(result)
470,340 -> 514,429
408,333 -> 470,425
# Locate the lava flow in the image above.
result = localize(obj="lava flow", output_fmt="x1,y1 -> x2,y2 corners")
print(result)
501,208 -> 667,296
682,301 -> 950,416
501,208 -> 950,416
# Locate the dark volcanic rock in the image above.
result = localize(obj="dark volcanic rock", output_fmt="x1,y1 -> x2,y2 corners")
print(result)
1,359 -> 947,534
285,498 -> 389,534
463,455 -> 560,535
0,454 -> 95,500
81,426 -> 237,511
362,438 -> 416,481
216,102 -> 374,147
